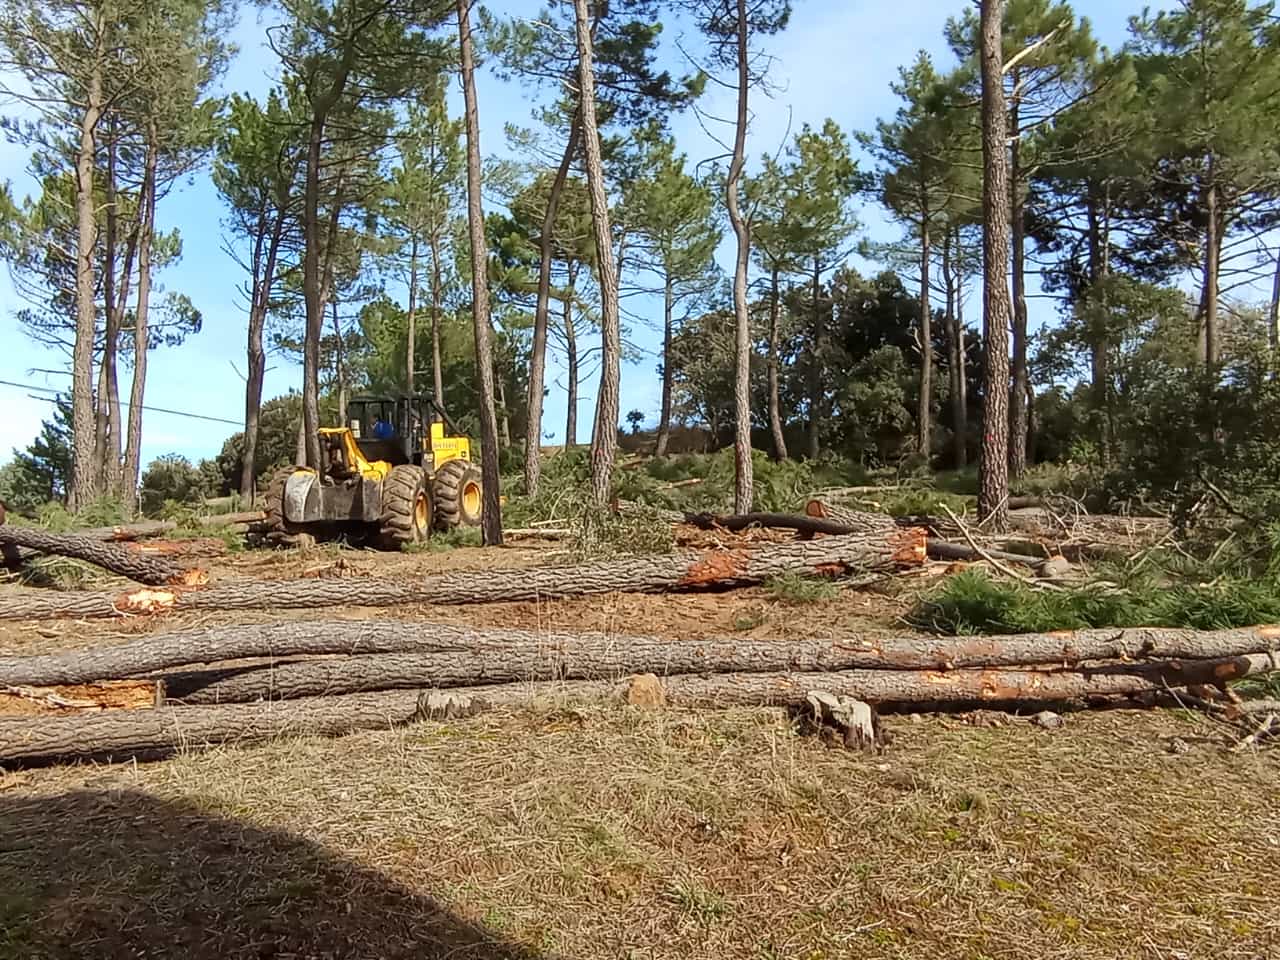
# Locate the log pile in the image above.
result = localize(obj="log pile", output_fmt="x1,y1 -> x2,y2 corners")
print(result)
0,621 -> 1275,765
0,528 -> 928,621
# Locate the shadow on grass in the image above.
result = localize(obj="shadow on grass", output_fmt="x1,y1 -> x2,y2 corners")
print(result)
0,789 -> 548,959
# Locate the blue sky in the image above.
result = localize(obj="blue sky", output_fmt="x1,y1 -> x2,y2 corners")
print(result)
0,0 -> 1152,468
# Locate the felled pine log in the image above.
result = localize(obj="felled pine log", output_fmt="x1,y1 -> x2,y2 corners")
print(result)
3,620 -> 1276,696
682,509 -> 897,538
0,529 -> 929,622
124,538 -> 229,559
6,655 -> 1278,766
0,526 -> 206,586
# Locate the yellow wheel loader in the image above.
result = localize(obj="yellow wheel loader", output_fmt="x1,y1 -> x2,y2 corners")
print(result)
264,395 -> 483,549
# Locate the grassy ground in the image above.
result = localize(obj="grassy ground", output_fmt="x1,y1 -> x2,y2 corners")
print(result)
2,470 -> 1278,959
2,707 -> 1275,960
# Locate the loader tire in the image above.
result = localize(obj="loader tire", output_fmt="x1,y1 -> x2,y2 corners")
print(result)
379,464 -> 431,549
263,466 -> 315,549
433,459 -> 483,530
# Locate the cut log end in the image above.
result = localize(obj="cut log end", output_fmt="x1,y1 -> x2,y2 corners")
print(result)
1,679 -> 163,716
114,589 -> 178,615
622,673 -> 667,708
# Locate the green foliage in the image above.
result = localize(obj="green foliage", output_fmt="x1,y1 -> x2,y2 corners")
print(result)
139,454 -> 207,517
0,395 -> 72,511
915,569 -> 1280,636
764,572 -> 839,604
214,394 -> 305,495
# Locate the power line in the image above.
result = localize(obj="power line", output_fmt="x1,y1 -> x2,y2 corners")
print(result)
0,378 -> 243,427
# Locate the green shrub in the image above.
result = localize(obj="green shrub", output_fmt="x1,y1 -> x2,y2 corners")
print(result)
913,568 -> 1280,635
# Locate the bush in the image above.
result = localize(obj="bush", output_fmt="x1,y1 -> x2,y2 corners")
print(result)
913,568 -> 1280,635
139,454 -> 205,517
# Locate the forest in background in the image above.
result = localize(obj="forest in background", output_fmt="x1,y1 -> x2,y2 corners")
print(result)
1,0 -> 1279,544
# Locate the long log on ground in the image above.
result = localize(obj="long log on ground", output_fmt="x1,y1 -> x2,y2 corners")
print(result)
803,499 -> 1038,565
70,520 -> 178,542
124,538 -> 229,559
7,659 -> 1277,766
684,510 -> 897,537
198,510 -> 266,528
161,640 -> 1280,705
0,529 -> 927,621
0,527 -> 203,586
4,620 -> 1277,689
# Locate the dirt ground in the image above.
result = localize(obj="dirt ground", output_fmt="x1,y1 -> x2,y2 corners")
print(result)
0,542 -> 1277,959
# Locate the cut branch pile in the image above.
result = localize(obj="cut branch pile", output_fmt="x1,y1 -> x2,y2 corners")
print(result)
0,621 -> 1275,765
0,528 -> 928,621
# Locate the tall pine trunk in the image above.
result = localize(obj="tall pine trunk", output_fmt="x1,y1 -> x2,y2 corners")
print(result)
573,0 -> 621,508
726,0 -> 754,512
331,299 -> 347,423
943,230 -> 964,469
429,230 -> 445,409
917,216 -> 932,462
955,255 -> 968,470
1201,169 -> 1220,368
1270,247 -> 1280,360
524,114 -> 580,495
767,266 -> 787,462
807,258 -> 822,461
564,285 -> 579,448
95,120 -> 121,493
70,46 -> 104,511
457,0 -> 503,545
978,0 -> 1012,529
241,207 -> 287,503
405,237 -> 419,395
655,272 -> 676,457
301,112 -> 327,471
1008,87 -> 1029,481
123,131 -> 157,508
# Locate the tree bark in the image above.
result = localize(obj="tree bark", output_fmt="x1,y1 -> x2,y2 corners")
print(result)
161,644 -> 1280,706
807,258 -> 824,462
693,508 -> 896,537
95,119 -> 121,494
122,131 -> 158,509
241,205 -> 287,504
0,527 -> 193,586
6,653 -> 1275,765
429,229 -> 446,407
573,0 -> 622,508
457,0 -> 504,547
1270,246 -> 1280,360
1008,85 -> 1029,481
943,231 -> 964,469
70,41 -> 105,512
525,114 -> 581,494
767,266 -> 788,461
406,236 -> 419,395
956,256 -> 968,467
918,218 -> 932,461
0,530 -> 927,622
726,0 -> 754,512
4,620 -> 1277,690
1202,172 -> 1220,368
564,280 -> 579,447
655,272 -> 676,457
978,0 -> 1012,530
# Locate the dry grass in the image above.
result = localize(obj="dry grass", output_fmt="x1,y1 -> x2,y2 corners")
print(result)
2,707 -> 1276,959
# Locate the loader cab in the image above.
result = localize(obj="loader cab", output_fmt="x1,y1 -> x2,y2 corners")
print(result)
346,394 -> 466,473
